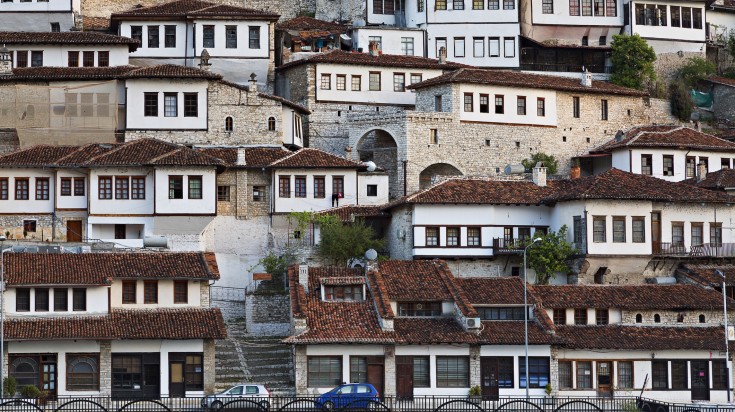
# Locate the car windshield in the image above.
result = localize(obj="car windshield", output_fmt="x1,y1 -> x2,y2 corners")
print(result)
336,385 -> 353,394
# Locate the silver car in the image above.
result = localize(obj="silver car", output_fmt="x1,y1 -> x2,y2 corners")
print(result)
201,384 -> 270,410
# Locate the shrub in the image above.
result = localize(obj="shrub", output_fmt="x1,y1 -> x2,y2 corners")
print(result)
20,385 -> 41,399
3,376 -> 16,397
669,82 -> 694,121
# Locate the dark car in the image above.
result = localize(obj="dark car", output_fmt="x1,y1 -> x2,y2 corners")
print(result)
315,383 -> 379,410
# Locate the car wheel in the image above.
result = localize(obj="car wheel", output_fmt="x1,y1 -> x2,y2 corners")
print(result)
322,401 -> 334,411
211,400 -> 223,410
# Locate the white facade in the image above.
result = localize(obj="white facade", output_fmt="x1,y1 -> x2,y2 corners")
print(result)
352,27 -> 426,57
357,172 -> 390,205
110,279 -> 203,308
5,286 -> 108,315
125,79 -> 209,130
459,84 -> 558,126
609,147 -> 735,181
273,169 -> 359,213
427,24 -> 520,68
7,45 -> 130,68
153,168 -> 217,215
0,169 -> 55,214
627,0 -> 706,43
529,0 -> 623,26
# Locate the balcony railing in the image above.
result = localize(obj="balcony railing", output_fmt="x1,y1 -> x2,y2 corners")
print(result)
492,238 -> 525,254
520,63 -> 612,74
653,242 -> 735,257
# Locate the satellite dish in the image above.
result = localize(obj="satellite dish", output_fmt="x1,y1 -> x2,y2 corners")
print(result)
365,249 -> 378,260
364,161 -> 376,172
690,112 -> 701,121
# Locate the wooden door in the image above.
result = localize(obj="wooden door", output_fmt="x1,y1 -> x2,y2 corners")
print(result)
41,355 -> 57,400
597,362 -> 612,397
169,361 -> 185,398
396,357 -> 413,400
691,360 -> 710,401
366,356 -> 384,398
114,224 -> 126,239
651,212 -> 661,254
66,220 -> 82,242
480,357 -> 500,401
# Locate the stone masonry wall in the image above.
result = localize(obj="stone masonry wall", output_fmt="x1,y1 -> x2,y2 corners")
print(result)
245,293 -> 292,336
82,0 -> 315,21
621,309 -> 726,326
204,339 -> 217,394
99,341 -> 112,396
294,345 -> 308,395
713,83 -> 735,122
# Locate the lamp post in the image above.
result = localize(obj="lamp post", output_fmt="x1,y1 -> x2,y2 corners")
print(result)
523,237 -> 542,400
717,269 -> 731,402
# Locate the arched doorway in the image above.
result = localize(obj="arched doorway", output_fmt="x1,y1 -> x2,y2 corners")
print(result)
356,129 -> 399,198
419,163 -> 463,190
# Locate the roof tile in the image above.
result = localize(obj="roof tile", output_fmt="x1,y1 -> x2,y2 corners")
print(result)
592,126 -> 735,153
269,148 -> 361,169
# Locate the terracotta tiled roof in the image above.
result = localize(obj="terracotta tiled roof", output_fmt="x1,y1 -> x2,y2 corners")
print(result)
407,68 -> 648,97
378,260 -> 453,301
591,126 -> 735,153
709,76 -> 735,87
277,49 -> 469,72
111,0 -> 278,20
315,205 -> 389,222
531,284 -> 726,311
121,64 -> 222,80
195,146 -> 291,167
478,320 -> 555,345
276,16 -> 347,32
5,252 -> 220,285
83,16 -> 112,31
268,148 -> 361,169
320,276 -> 365,286
556,325 -> 726,350
0,32 -> 137,50
677,263 -> 735,286
456,277 -> 533,305
0,66 -> 136,82
5,308 -> 227,340
366,269 -> 394,320
682,169 -> 735,191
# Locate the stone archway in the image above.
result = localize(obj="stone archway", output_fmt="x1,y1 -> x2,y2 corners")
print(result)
356,129 -> 400,198
419,163 -> 463,190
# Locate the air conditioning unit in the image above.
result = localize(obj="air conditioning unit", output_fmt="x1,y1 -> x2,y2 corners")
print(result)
465,317 -> 481,330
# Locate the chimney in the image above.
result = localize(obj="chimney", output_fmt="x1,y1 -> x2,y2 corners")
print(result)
581,67 -> 592,87
236,147 -> 247,166
0,45 -> 12,76
248,72 -> 258,94
697,161 -> 707,182
344,146 -> 353,160
438,46 -> 447,64
368,41 -> 380,57
298,263 -> 309,293
533,161 -> 547,187
198,49 -> 211,71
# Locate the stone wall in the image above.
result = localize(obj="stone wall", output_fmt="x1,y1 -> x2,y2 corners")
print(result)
99,341 -> 112,396
245,293 -> 292,336
293,345 -> 308,394
621,309 -> 726,326
713,83 -> 735,122
82,0 -> 315,20
204,339 -> 217,394
216,168 -> 272,219
654,51 -> 707,84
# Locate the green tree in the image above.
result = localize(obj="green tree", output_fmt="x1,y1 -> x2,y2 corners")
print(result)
610,34 -> 657,90
256,249 -> 297,289
677,57 -> 716,89
318,218 -> 385,266
669,82 -> 694,121
522,152 -> 558,175
523,226 -> 577,285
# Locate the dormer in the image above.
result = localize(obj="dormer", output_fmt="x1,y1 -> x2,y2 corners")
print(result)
320,277 -> 366,302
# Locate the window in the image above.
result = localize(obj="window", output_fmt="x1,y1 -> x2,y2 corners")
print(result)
249,26 -> 260,49
446,227 -> 459,246
699,314 -> 706,323
542,0 -> 553,13
34,288 -> 49,312
559,362 -> 572,389
574,308 -> 587,325
15,178 -> 29,200
693,8 -> 702,30
96,176 -> 112,200
581,0 -> 591,15
97,92 -> 110,117
131,26 -> 143,44
16,288 -> 30,311
164,93 -> 177,117
691,223 -> 703,246
142,280 -> 158,304
494,95 -> 504,114
144,93 -> 158,117
217,185 -> 230,202
683,156 -> 696,179
473,0 -> 483,9
629,217 -> 645,243
294,176 -> 306,198
15,51 -> 28,68
203,25 -> 215,48
67,355 -> 99,391
671,6 -> 681,27
351,75 -> 361,91
612,216 -> 625,243
489,37 -> 500,57
22,220 -> 36,234
639,154 -> 653,175
320,74 -> 331,90
435,95 -> 443,112
167,176 -> 183,199
394,73 -> 406,92
79,51 -> 94,68
72,288 -> 87,312
605,0 -> 616,16
111,354 -> 142,391
279,176 -> 290,198
335,74 -> 346,91
517,96 -> 526,115
418,0 -> 425,11
454,37 -> 465,58
713,360 -> 728,390
413,357 -> 430,387
324,285 -> 363,301
488,0 -> 498,9
226,26 -> 237,49
68,51 -> 79,67
369,72 -> 381,91
350,357 -> 367,383
183,93 -> 198,117
577,361 -> 592,388
595,308 -> 609,325
711,223 -> 723,247
114,176 -> 129,199
464,93 -> 473,112
425,227 -> 439,246
654,313 -> 661,323
50,22 -> 60,32
332,176 -> 344,198
53,288 -> 68,312
552,309 -> 566,324
593,0 -> 603,15
252,186 -> 265,201
35,178 -> 49,200
478,94 -> 489,113
174,280 -> 188,303
682,7 -> 692,28
663,155 -> 674,176
399,301 -> 441,316
477,307 -> 525,320
436,357 -> 469,387
401,37 -> 415,55
503,0 -> 514,9
467,227 -> 480,246
369,36 -> 383,49
572,96 -> 580,118
122,281 -> 136,304
130,177 -> 145,199
519,357 -> 550,388
593,216 -> 606,242
188,176 -> 202,199
536,98 -> 545,116
148,26 -> 159,48
307,357 -> 341,387
672,222 -> 684,246
453,0 -> 464,9
366,184 -> 378,197
30,51 -> 43,67
671,360 -> 687,389
700,157 -> 709,174
636,313 -> 643,323
435,0 -> 447,10
314,176 -> 325,198
600,99 -> 608,120
429,128 -> 439,144
504,37 -> 515,58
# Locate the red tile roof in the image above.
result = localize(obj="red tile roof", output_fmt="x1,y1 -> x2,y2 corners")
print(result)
82,16 -> 112,31
531,284 -> 726,311
268,148 -> 361,169
195,146 -> 291,168
121,64 -> 222,80
386,178 -> 554,207
0,32 -> 138,51
591,126 -> 735,153
277,50 -> 469,72
477,320 -> 555,345
682,169 -> 735,191
315,205 -> 389,222
5,308 -> 227,340
456,277 -> 533,305
407,68 -> 648,97
709,76 -> 735,88
378,260 -> 455,301
5,252 -> 219,285
111,0 -> 278,20
320,276 -> 365,286
556,325 -> 726,350
677,263 -> 735,286
0,66 -> 136,82
276,16 -> 347,32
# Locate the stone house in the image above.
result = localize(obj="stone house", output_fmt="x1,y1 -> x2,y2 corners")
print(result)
346,67 -> 673,197
275,16 -> 348,66
5,251 -> 226,398
110,0 -> 280,86
286,260 -> 734,402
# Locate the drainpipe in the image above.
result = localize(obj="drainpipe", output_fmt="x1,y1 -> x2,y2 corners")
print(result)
403,160 -> 408,196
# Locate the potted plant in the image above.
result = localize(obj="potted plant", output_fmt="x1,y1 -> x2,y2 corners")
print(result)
570,158 -> 581,179
3,376 -> 16,398
20,385 -> 41,405
543,383 -> 555,406
468,385 -> 482,404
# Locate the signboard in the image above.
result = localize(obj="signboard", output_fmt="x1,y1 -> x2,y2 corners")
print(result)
253,273 -> 272,281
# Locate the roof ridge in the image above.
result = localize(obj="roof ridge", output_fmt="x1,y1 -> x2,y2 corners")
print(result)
83,138 -> 150,164
54,143 -> 101,165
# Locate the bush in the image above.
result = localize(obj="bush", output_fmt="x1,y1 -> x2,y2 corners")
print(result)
669,83 -> 694,121
522,152 -> 559,175
3,376 -> 16,397
468,385 -> 482,396
20,385 -> 41,399
677,57 -> 716,89
610,34 -> 656,90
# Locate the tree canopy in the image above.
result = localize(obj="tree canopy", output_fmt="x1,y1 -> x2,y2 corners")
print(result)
523,226 -> 577,285
610,34 -> 657,91
522,152 -> 558,175
318,218 -> 385,266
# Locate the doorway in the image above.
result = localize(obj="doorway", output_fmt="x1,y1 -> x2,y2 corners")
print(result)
66,220 -> 82,242
396,357 -> 413,399
169,361 -> 185,398
366,356 -> 384,398
651,212 -> 661,254
480,357 -> 500,400
114,224 -> 126,240
597,362 -> 612,397
691,360 -> 710,401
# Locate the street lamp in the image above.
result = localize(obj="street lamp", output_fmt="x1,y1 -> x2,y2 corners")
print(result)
0,235 -> 12,400
717,269 -> 731,403
523,237 -> 542,400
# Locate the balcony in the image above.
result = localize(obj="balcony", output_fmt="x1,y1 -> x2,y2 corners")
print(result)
493,238 -> 525,254
519,63 -> 612,74
653,242 -> 735,257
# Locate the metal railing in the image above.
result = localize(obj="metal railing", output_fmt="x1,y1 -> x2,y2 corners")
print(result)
519,64 -> 613,74
638,397 -> 735,412
210,286 -> 247,302
492,238 -> 525,254
653,243 -> 735,258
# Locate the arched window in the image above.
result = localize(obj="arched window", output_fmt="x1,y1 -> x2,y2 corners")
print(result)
267,116 -> 276,131
224,116 -> 234,132
11,357 -> 39,390
635,314 -> 642,323
67,356 -> 99,390
654,314 -> 661,323
699,314 -> 706,323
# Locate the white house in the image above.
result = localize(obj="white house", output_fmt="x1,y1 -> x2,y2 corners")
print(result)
5,251 -> 225,398
0,32 -> 137,68
351,27 -> 425,57
0,0 -> 79,32
110,0 -> 279,86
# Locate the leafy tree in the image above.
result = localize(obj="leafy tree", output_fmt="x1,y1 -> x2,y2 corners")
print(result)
522,226 -> 577,285
677,57 -> 716,89
522,152 -> 558,175
727,31 -> 735,62
318,218 -> 385,266
669,82 -> 694,121
610,34 -> 657,90
256,249 -> 296,288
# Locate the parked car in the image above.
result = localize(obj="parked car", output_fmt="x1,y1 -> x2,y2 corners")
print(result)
315,383 -> 380,410
201,384 -> 270,410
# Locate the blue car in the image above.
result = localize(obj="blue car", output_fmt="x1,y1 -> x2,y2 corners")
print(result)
316,383 -> 380,410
